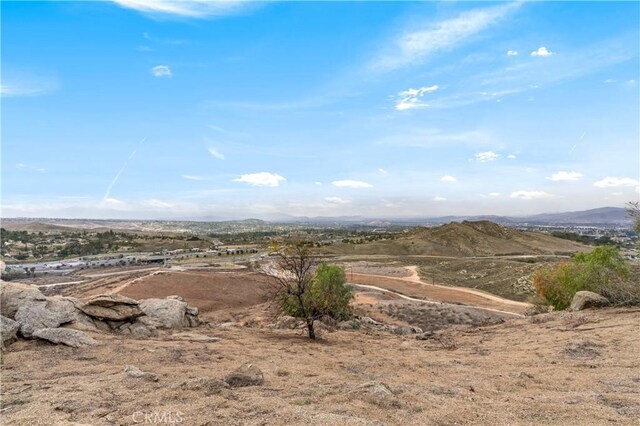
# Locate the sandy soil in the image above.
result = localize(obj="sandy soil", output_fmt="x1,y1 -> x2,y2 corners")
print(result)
1,308 -> 639,425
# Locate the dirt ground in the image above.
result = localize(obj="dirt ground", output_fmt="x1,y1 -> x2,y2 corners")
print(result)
118,271 -> 272,315
1,308 -> 639,425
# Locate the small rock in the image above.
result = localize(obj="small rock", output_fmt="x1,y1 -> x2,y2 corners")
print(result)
337,319 -> 361,330
32,328 -> 97,348
124,364 -> 158,382
350,381 -> 399,408
272,315 -> 301,330
224,363 -> 264,387
416,331 -> 436,340
1,315 -> 20,348
570,291 -> 610,311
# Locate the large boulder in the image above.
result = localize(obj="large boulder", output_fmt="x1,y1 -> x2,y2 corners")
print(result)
111,317 -> 157,337
79,294 -> 143,321
1,315 -> 20,348
224,363 -> 264,387
571,291 -> 610,311
15,304 -> 76,337
0,281 -> 47,319
32,328 -> 97,348
139,297 -> 199,329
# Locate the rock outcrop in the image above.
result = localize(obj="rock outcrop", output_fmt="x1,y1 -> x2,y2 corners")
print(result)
0,281 -> 47,319
32,328 -> 97,348
1,315 -> 20,348
0,280 -> 201,348
139,297 -> 200,329
570,291 -> 610,311
79,294 -> 143,321
15,304 -> 75,337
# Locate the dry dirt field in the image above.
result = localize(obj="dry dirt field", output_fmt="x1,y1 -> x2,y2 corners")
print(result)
1,308 -> 639,425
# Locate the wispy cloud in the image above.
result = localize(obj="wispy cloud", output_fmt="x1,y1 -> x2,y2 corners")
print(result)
324,197 -> 350,205
378,168 -> 388,175
593,176 -> 639,188
207,146 -> 225,160
16,163 -> 46,173
233,172 -> 285,187
371,2 -> 522,71
531,46 -> 554,57
332,180 -> 373,189
1,71 -> 59,97
440,175 -> 457,183
506,50 -> 519,56
547,171 -> 583,181
151,65 -> 172,77
510,190 -> 554,200
433,196 -> 447,201
475,151 -> 500,162
394,85 -> 439,110
112,0 -> 251,18
182,174 -> 207,181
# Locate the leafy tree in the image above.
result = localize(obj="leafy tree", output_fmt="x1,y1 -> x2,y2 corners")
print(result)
627,201 -> 640,247
311,264 -> 353,321
268,241 -> 353,339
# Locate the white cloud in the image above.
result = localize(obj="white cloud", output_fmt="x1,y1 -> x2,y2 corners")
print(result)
324,197 -> 350,205
112,0 -> 250,18
531,46 -> 554,57
395,85 -> 439,110
182,174 -> 206,181
314,181 -> 323,186
16,163 -> 46,173
612,191 -> 623,196
488,192 -> 501,197
475,151 -> 500,162
332,180 -> 373,189
372,2 -> 521,71
593,176 -> 640,188
440,175 -> 457,183
233,172 -> 285,187
433,196 -> 447,201
151,65 -> 172,77
506,50 -> 519,56
378,168 -> 388,175
143,199 -> 173,209
547,171 -> 583,181
207,146 -> 225,160
103,197 -> 126,205
507,153 -> 517,159
510,190 -> 554,200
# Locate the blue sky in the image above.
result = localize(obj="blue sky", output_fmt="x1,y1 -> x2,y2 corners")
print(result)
2,1 -> 639,220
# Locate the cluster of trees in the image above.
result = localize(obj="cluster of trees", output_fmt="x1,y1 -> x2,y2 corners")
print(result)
269,241 -> 353,339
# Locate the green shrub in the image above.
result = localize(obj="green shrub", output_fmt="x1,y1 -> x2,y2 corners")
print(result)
533,245 -> 633,310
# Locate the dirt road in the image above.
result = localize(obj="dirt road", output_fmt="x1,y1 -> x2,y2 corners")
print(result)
349,266 -> 531,315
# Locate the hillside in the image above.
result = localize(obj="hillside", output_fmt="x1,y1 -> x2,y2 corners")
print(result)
326,220 -> 588,257
2,308 -> 639,425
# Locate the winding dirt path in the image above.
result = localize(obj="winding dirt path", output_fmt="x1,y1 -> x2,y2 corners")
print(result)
349,266 -> 531,316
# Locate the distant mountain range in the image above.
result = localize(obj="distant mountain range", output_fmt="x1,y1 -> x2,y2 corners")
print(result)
2,207 -> 633,229
283,207 -> 633,226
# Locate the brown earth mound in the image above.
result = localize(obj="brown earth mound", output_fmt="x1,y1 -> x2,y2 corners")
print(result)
326,220 -> 588,257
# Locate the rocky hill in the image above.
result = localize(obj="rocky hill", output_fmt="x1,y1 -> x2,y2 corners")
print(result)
327,220 -> 588,257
